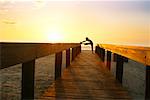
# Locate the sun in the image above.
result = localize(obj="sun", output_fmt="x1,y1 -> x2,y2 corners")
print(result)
47,31 -> 63,43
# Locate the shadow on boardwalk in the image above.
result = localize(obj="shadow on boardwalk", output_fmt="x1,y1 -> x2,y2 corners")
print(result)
41,50 -> 131,100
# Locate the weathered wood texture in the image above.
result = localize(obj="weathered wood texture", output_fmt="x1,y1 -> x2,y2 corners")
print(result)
146,65 -> 150,100
0,43 -> 80,69
41,51 -> 131,100
66,49 -> 70,68
99,44 -> 150,66
22,59 -> 35,99
95,46 -> 105,62
55,52 -> 62,80
98,44 -> 150,99
116,54 -> 124,83
106,51 -> 111,70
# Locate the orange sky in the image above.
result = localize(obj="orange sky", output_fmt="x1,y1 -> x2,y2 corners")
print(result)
0,0 -> 149,46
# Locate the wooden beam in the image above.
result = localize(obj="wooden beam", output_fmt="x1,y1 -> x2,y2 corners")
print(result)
101,48 -> 105,62
123,57 -> 128,63
116,54 -> 124,83
106,51 -> 111,70
113,53 -> 117,62
95,46 -> 98,54
55,52 -> 62,80
66,49 -> 70,68
145,65 -> 150,100
79,45 -> 81,53
0,43 -> 80,69
22,59 -> 35,99
95,46 -> 100,56
100,44 -> 150,66
72,47 -> 75,61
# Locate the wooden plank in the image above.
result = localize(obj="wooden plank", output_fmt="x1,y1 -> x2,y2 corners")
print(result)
22,59 -> 35,99
1,43 -> 36,69
0,42 -> 80,69
99,44 -> 150,66
41,51 -> 131,100
55,51 -> 62,80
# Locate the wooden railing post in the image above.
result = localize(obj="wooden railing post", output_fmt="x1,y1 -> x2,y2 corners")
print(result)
78,46 -> 80,54
95,46 -> 98,54
123,57 -> 128,63
113,53 -> 117,62
95,46 -> 105,62
145,65 -> 150,100
77,45 -> 81,54
106,51 -> 111,70
55,51 -> 62,80
79,45 -> 81,53
75,47 -> 78,57
116,54 -> 124,83
66,49 -> 70,68
22,59 -> 35,100
96,46 -> 100,56
99,47 -> 102,57
72,47 -> 75,61
71,46 -> 81,61
101,48 -> 105,62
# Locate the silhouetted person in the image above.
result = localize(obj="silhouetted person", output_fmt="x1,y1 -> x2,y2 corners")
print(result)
80,37 -> 93,53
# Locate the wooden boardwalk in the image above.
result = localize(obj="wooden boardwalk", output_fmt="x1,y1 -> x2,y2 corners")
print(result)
40,50 -> 131,100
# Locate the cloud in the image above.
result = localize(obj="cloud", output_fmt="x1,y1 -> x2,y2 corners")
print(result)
2,20 -> 16,24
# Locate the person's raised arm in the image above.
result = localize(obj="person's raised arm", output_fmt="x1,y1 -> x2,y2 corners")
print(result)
80,40 -> 86,44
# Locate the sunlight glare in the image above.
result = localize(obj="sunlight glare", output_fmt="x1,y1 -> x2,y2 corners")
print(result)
47,31 -> 63,43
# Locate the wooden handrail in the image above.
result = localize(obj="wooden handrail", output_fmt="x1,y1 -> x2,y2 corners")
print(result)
0,42 -> 80,69
0,42 -> 81,99
98,44 -> 150,66
96,44 -> 150,100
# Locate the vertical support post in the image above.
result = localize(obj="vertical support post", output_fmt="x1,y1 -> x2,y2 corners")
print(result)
72,47 -> 75,61
98,47 -> 101,57
113,53 -> 117,62
106,51 -> 111,70
95,46 -> 98,54
145,65 -> 150,100
101,48 -> 105,62
116,54 -> 124,83
99,47 -> 102,57
66,49 -> 70,68
55,51 -> 62,80
97,46 -> 99,56
78,46 -> 81,54
79,45 -> 81,53
123,57 -> 128,63
75,47 -> 78,56
96,46 -> 100,56
22,59 -> 35,100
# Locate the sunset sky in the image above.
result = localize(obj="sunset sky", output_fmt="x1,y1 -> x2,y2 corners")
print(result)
0,0 -> 149,46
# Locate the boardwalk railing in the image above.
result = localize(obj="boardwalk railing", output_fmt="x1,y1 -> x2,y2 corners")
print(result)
95,44 -> 150,100
0,42 -> 81,99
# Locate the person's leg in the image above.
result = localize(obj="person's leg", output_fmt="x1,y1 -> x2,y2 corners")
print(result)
91,44 -> 93,53
84,43 -> 90,45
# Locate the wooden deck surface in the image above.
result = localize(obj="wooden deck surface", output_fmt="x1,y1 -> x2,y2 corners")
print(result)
40,50 -> 131,100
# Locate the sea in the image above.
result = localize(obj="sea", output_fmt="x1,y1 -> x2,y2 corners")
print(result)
0,47 -> 146,100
